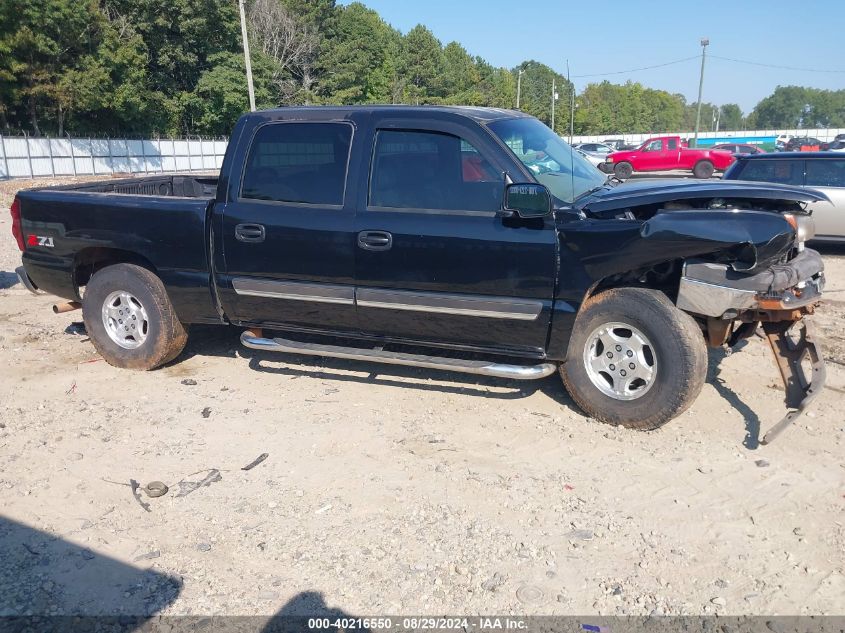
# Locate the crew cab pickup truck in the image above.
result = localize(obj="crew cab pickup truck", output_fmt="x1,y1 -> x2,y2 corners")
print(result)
12,106 -> 827,443
603,135 -> 736,179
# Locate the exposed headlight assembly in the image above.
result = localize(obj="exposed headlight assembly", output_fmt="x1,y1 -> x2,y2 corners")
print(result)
784,213 -> 815,250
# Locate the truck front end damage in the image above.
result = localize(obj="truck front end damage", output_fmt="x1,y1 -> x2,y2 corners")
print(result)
578,180 -> 830,443
678,246 -> 825,444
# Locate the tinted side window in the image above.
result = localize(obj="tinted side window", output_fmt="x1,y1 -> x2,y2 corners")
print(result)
736,160 -> 803,186
668,139 -> 678,150
805,160 -> 845,187
241,122 -> 352,205
369,130 -> 502,212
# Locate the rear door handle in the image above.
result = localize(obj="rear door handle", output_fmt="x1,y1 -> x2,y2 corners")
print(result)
358,230 -> 392,251
235,223 -> 265,243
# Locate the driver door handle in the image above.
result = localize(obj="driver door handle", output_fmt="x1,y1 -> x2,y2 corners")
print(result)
358,230 -> 393,251
235,223 -> 265,243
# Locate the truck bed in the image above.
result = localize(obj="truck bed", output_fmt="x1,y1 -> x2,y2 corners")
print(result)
44,174 -> 219,199
16,173 -> 219,324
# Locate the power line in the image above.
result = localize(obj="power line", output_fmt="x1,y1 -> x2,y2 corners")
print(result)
571,56 -> 699,78
569,53 -> 845,80
709,54 -> 845,74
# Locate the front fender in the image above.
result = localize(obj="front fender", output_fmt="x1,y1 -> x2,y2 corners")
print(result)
545,210 -> 796,360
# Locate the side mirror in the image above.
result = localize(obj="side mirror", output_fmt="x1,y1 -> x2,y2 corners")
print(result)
504,183 -> 552,218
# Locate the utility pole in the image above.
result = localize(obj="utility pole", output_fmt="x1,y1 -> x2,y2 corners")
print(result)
693,38 -> 709,148
516,69 -> 525,109
238,0 -> 256,112
567,60 -> 574,144
551,78 -> 556,133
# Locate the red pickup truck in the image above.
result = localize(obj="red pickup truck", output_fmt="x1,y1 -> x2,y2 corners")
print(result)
603,136 -> 735,179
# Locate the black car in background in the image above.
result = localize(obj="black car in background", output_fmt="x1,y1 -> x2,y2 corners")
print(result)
711,143 -> 765,155
785,137 -> 826,152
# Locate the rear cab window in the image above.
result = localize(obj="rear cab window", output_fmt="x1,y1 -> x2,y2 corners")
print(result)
241,122 -> 353,206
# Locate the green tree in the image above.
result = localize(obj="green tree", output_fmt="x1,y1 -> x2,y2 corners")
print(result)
476,60 -> 515,109
0,0 -> 106,134
438,42 -> 479,101
719,103 -> 744,130
316,2 -> 398,104
748,86 -> 845,128
399,25 -> 443,104
513,60 -> 572,134
106,0 -> 242,133
281,0 -> 335,31
185,51 -> 275,136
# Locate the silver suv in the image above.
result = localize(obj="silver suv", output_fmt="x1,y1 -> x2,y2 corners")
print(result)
723,152 -> 845,242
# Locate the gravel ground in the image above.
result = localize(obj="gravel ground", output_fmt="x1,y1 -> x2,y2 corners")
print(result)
0,176 -> 843,618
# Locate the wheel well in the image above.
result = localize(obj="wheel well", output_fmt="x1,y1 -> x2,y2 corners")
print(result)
73,248 -> 158,289
586,259 -> 684,303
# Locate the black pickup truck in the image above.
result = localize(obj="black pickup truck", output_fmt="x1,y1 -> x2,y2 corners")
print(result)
11,106 -> 827,442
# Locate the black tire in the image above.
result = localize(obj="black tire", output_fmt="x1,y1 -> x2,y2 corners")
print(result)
81,263 -> 188,370
560,287 -> 707,430
693,160 -> 714,179
613,161 -> 633,179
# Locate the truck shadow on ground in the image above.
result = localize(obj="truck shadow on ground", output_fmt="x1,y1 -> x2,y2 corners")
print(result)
175,325 -> 581,410
175,326 -> 775,448
706,342 -> 762,450
0,270 -> 20,289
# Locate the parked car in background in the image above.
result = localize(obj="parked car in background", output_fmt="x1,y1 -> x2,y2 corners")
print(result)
723,152 -> 844,241
603,135 -> 735,179
775,134 -> 792,151
711,143 -> 765,155
785,137 -> 825,152
602,139 -> 639,151
826,140 -> 845,152
575,148 -> 606,168
602,139 -> 626,150
573,142 -> 616,158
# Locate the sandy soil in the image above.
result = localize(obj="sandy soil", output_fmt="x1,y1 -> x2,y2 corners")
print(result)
0,177 -> 843,618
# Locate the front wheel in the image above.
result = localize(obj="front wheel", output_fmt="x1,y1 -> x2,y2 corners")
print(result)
82,263 -> 188,370
613,161 -> 634,179
693,160 -> 714,179
560,288 -> 707,430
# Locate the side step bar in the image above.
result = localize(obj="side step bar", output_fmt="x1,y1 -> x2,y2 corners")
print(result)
240,331 -> 557,380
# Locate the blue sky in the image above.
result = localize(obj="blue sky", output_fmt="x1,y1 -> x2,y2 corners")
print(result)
338,0 -> 845,114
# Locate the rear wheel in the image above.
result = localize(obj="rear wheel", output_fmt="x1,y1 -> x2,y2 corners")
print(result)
560,287 -> 707,430
693,160 -> 714,179
82,263 -> 188,370
613,161 -> 633,179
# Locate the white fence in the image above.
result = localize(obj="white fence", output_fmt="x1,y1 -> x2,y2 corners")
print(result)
570,128 -> 845,145
0,136 -> 228,179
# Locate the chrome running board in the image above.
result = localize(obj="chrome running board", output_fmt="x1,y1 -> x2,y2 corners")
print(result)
240,331 -> 557,380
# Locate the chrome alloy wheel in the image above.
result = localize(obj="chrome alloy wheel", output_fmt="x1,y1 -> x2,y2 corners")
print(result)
583,321 -> 657,400
101,290 -> 149,349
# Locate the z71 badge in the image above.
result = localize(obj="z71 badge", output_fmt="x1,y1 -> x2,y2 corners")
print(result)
27,235 -> 54,247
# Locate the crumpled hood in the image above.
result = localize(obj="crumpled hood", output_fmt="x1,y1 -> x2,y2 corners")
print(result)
577,179 -> 829,214
640,209 -> 796,271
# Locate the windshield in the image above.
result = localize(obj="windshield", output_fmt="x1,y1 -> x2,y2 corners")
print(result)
487,117 -> 606,203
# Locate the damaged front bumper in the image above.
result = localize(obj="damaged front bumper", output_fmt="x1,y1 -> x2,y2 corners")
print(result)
677,248 -> 826,444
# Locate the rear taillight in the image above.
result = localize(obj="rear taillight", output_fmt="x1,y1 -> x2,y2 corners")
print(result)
10,196 -> 24,251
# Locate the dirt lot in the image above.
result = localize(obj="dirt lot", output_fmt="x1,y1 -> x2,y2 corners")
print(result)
0,177 -> 843,618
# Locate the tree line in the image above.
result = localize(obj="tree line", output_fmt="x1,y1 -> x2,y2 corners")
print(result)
2,0 -> 843,138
